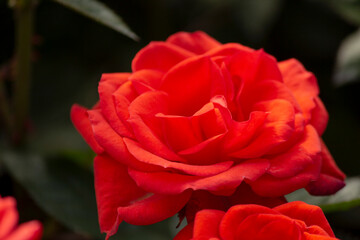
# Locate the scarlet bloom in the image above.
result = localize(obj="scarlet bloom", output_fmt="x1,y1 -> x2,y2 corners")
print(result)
175,201 -> 338,240
0,196 -> 42,240
71,31 -> 345,237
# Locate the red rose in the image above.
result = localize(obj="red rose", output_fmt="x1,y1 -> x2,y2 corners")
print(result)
174,201 -> 338,240
71,31 -> 345,237
0,196 -> 42,240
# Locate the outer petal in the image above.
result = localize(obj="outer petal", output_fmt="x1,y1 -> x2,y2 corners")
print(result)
174,223 -> 194,240
193,210 -> 224,239
267,125 -> 322,178
94,155 -> 146,236
274,201 -> 335,237
279,58 -> 329,135
117,190 -> 192,225
306,175 -> 345,196
279,59 -> 319,119
70,104 -> 104,154
5,221 -> 42,240
132,42 -> 195,72
310,97 -> 329,136
249,157 -> 322,197
306,141 -> 345,196
167,31 -> 221,54
88,109 -> 159,171
0,197 -> 18,239
128,159 -> 269,195
207,43 -> 253,58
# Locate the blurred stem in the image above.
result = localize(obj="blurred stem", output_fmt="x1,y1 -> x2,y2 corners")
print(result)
13,0 -> 35,145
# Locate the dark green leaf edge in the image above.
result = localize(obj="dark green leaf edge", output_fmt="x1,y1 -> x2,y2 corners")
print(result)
52,0 -> 139,41
320,199 -> 360,213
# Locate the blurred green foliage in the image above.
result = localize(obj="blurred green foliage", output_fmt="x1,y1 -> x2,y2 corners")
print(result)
1,0 -> 360,239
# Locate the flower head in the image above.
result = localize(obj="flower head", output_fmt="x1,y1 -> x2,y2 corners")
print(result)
71,31 -> 345,238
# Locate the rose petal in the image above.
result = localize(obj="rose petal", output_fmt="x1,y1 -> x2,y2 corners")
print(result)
241,80 -> 301,117
229,99 -> 296,159
249,158 -> 322,197
319,141 -> 345,180
128,91 -> 187,162
124,137 -> 233,177
219,204 -> 276,240
128,159 -> 269,195
166,31 -> 221,54
88,109 -> 160,171
306,141 -> 345,196
193,210 -> 224,239
233,214 -> 301,240
279,58 -> 322,125
306,225 -> 331,236
306,174 -> 346,196
70,105 -> 104,154
178,134 -> 225,165
227,49 -> 283,91
310,97 -> 329,136
224,111 -> 267,152
156,113 -> 202,152
117,190 -> 192,225
304,233 -> 338,240
160,56 -> 226,116
173,223 -> 194,240
94,155 -> 147,236
132,42 -> 195,72
207,43 -> 253,58
267,125 -> 322,178
176,101 -> 229,165
129,69 -> 164,94
274,201 -> 335,237
0,197 -> 18,239
98,73 -> 134,137
112,92 -> 134,137
5,221 -> 42,240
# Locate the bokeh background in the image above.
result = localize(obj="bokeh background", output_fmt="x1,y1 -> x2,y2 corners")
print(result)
0,0 -> 360,239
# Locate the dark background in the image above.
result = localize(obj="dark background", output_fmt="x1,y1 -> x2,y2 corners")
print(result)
0,0 -> 359,239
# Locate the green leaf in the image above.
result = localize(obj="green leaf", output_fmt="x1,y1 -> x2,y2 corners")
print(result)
1,151 -> 103,238
52,0 -> 139,40
322,0 -> 360,26
334,28 -> 360,86
286,177 -> 360,213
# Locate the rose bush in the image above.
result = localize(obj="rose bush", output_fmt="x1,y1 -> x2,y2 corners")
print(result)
0,196 -> 42,240
71,31 -> 345,237
174,201 -> 338,240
